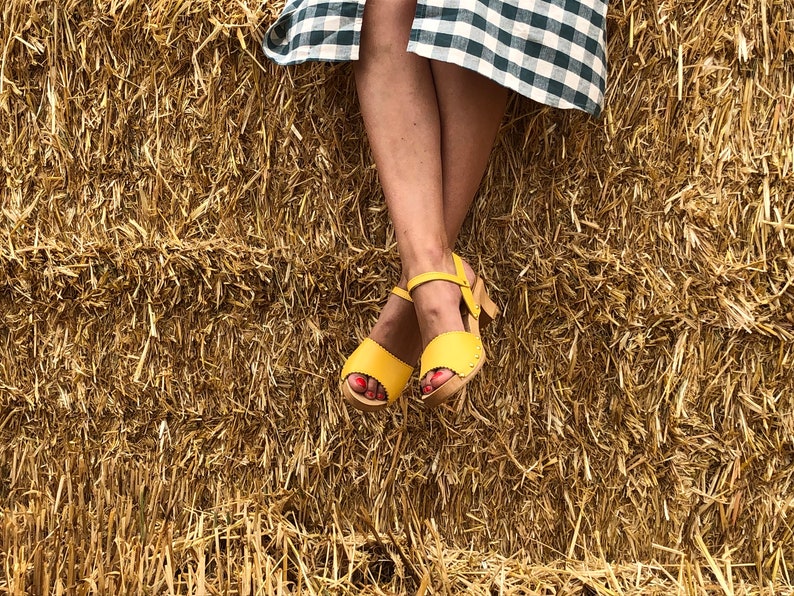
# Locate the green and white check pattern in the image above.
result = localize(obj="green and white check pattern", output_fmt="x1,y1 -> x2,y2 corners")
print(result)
264,0 -> 607,116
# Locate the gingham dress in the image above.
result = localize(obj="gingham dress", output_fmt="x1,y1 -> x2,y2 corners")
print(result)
263,0 -> 608,116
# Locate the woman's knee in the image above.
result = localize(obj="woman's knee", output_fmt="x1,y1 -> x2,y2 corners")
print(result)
360,0 -> 418,46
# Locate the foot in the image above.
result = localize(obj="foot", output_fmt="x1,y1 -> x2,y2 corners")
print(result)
345,284 -> 422,403
406,253 -> 478,396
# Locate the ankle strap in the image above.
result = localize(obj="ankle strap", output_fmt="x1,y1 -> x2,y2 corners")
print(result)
390,286 -> 413,302
406,270 -> 462,291
405,253 -> 480,318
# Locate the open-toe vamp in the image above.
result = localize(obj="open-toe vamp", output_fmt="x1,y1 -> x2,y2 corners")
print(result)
340,287 -> 415,412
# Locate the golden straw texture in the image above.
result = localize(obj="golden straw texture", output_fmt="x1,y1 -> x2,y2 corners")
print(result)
1,0 -> 792,593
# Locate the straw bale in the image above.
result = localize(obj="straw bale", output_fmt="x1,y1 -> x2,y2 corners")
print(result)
1,0 -> 793,592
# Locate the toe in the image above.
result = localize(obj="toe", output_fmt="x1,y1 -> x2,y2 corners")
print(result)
376,383 -> 387,401
422,368 -> 453,394
365,377 -> 379,401
348,374 -> 368,394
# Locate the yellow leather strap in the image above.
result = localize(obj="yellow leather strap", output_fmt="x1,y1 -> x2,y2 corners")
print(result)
407,270 -> 461,290
340,338 -> 413,403
405,253 -> 480,318
390,286 -> 412,302
418,331 -> 483,379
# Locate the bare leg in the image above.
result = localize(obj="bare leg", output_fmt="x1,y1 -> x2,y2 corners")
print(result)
417,61 -> 508,391
346,0 -> 507,401
346,0 -> 441,403
430,60 -> 508,249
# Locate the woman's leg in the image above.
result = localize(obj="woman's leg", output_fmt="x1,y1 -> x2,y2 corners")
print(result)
417,61 -> 508,392
346,0 -> 507,400
429,60 -> 509,252
345,0 -> 442,402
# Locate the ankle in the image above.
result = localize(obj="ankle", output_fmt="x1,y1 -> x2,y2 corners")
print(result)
402,247 -> 455,282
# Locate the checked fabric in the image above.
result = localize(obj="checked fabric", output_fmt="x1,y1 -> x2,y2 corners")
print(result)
263,0 -> 608,116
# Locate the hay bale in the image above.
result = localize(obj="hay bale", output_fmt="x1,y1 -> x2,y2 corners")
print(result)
0,0 -> 792,592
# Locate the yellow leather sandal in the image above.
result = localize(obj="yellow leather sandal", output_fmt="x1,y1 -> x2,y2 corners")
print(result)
340,287 -> 415,412
406,253 -> 499,408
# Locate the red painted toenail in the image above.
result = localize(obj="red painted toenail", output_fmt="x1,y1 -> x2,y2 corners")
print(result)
354,377 -> 367,389
377,393 -> 385,401
431,371 -> 445,381
423,385 -> 433,394
366,391 -> 375,398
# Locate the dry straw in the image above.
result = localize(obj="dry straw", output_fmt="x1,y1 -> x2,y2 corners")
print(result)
1,0 -> 792,593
